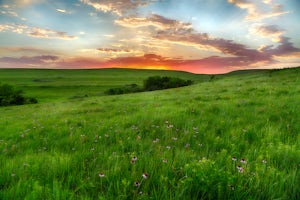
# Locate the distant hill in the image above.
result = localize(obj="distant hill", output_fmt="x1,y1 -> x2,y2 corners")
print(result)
0,67 -> 299,102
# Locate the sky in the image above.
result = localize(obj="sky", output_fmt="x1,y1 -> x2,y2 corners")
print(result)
0,0 -> 300,74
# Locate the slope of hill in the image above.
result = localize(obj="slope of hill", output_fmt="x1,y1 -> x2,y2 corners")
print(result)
0,68 -> 209,102
0,67 -> 299,199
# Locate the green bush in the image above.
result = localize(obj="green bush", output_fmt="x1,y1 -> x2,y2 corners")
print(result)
105,77 -> 193,95
105,84 -> 143,95
0,83 -> 38,106
144,76 -> 193,91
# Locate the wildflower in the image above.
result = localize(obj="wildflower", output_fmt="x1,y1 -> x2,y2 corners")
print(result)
153,138 -> 159,143
262,160 -> 267,164
185,144 -> 190,148
132,156 -> 137,161
142,173 -> 149,179
240,158 -> 247,164
166,146 -> 171,149
237,165 -> 244,173
11,173 -> 15,177
232,156 -> 237,161
162,159 -> 168,163
167,124 -> 174,129
99,172 -> 105,178
230,185 -> 235,190
134,181 -> 141,187
172,137 -> 178,141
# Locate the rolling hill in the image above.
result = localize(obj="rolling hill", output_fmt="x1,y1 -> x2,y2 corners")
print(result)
0,67 -> 299,199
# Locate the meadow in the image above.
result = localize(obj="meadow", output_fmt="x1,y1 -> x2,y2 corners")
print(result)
0,68 -> 299,199
0,69 -> 207,103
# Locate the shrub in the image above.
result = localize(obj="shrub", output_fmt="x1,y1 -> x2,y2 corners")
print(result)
143,76 -> 193,91
105,76 -> 193,95
104,84 -> 143,95
0,83 -> 38,106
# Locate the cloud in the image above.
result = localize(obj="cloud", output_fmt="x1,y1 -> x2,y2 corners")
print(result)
104,34 -> 114,38
0,47 -> 57,57
0,55 -> 59,68
228,0 -> 289,21
97,48 -> 133,53
0,3 -> 25,20
80,0 -> 155,16
116,13 -> 300,70
263,0 -> 272,4
250,24 -> 284,42
56,9 -> 66,13
119,14 -> 268,61
0,55 -> 106,69
0,23 -> 77,40
55,8 -> 72,14
106,54 -> 265,73
0,10 -> 19,17
55,57 -> 106,69
115,14 -> 192,30
155,24 -> 300,65
2,0 -> 45,7
267,36 -> 300,56
28,27 -> 77,40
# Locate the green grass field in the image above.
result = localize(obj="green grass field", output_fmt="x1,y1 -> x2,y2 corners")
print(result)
0,68 -> 299,199
0,68 -> 208,103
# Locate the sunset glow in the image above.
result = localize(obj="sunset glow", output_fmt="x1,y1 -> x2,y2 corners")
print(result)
0,0 -> 299,74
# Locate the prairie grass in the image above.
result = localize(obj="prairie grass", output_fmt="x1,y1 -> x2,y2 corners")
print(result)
0,68 -> 299,199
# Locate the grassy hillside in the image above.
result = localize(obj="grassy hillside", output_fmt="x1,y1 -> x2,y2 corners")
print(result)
0,68 -> 208,102
0,67 -> 299,199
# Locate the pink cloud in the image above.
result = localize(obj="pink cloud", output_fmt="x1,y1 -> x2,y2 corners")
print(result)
250,24 -> 284,42
0,55 -> 59,68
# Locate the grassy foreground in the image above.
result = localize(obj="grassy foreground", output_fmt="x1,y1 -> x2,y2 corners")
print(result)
0,68 -> 299,199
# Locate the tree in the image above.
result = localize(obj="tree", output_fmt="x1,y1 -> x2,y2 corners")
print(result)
143,76 -> 193,91
0,83 -> 37,106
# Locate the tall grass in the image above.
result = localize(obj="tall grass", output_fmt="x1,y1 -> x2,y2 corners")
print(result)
0,68 -> 299,199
